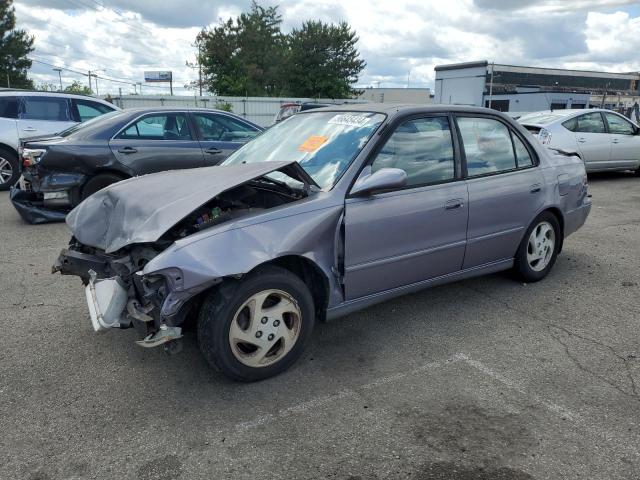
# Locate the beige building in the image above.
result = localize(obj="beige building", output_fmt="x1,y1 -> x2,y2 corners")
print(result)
357,87 -> 432,104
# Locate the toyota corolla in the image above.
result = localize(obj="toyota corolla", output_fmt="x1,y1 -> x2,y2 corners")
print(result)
53,104 -> 591,381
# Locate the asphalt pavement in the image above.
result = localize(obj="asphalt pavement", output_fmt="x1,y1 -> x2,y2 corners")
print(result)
1,171 -> 639,480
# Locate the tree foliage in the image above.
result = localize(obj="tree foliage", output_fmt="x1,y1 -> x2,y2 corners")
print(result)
197,2 -> 365,98
0,0 -> 34,89
64,80 -> 92,95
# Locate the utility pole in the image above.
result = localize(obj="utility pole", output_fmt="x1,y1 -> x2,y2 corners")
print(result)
94,75 -> 99,95
169,72 -> 174,96
53,68 -> 63,91
138,82 -> 142,95
88,70 -> 92,92
198,41 -> 203,97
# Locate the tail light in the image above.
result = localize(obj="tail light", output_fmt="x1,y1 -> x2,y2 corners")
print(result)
22,148 -> 46,167
538,128 -> 552,145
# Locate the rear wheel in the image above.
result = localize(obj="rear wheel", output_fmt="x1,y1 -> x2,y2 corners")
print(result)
197,265 -> 315,382
0,147 -> 19,191
81,173 -> 125,201
514,211 -> 561,282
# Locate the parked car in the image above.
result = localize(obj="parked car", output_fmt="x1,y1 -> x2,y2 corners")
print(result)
11,107 -> 263,223
0,90 -> 117,190
518,109 -> 640,174
273,102 -> 331,123
53,104 -> 591,381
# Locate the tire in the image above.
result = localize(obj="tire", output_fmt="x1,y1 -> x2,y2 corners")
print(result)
197,265 -> 315,382
514,211 -> 561,283
81,173 -> 125,200
0,147 -> 19,191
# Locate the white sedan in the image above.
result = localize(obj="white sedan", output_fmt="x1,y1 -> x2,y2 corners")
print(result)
518,109 -> 640,174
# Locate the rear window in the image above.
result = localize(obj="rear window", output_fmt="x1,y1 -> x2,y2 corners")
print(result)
0,96 -> 18,119
20,97 -> 72,121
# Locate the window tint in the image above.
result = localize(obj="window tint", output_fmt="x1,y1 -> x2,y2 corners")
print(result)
371,116 -> 455,187
117,114 -> 193,140
20,97 -> 71,121
0,96 -> 18,119
193,113 -> 259,141
458,117 -> 517,176
604,112 -> 635,135
573,112 -> 605,133
75,100 -> 113,122
512,134 -> 533,167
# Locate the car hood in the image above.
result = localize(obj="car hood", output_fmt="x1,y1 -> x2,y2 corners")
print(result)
66,161 -> 311,253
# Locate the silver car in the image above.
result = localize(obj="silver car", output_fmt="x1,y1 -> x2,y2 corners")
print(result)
518,108 -> 640,174
53,104 -> 591,381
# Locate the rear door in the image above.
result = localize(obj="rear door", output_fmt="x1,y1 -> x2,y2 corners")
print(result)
602,112 -> 640,170
455,115 -> 545,268
17,96 -> 77,138
109,112 -> 204,174
191,111 -> 261,165
564,112 -> 611,170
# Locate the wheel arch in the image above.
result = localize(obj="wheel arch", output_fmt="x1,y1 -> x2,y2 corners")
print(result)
540,206 -> 565,253
249,255 -> 330,322
0,142 -> 18,156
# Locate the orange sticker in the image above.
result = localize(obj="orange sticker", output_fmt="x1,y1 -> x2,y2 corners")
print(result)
298,135 -> 327,153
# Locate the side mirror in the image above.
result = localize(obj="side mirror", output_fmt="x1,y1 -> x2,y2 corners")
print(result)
350,166 -> 407,196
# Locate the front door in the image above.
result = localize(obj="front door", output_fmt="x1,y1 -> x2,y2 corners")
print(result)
109,112 -> 204,174
343,115 -> 468,300
602,111 -> 640,170
455,115 -> 545,268
570,112 -> 611,170
191,112 -> 261,165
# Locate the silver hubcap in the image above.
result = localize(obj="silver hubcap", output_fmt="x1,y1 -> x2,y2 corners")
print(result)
228,289 -> 302,368
0,157 -> 13,184
527,221 -> 555,272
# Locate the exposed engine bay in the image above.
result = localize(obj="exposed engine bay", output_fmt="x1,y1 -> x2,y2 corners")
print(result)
53,175 -> 308,349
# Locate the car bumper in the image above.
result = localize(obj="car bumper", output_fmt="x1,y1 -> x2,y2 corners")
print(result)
564,198 -> 592,238
10,186 -> 69,224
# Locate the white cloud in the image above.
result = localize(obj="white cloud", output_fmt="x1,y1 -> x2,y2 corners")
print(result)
13,0 -> 640,95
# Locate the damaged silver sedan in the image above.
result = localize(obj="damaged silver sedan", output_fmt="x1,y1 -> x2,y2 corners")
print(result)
54,105 -> 591,381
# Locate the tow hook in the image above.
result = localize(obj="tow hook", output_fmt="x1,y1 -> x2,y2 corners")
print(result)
136,324 -> 182,350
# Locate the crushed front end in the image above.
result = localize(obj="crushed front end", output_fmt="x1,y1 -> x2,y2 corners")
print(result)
53,240 -> 216,349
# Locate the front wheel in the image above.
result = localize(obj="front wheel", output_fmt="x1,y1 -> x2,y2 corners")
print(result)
0,147 -> 19,191
514,212 -> 561,282
197,266 -> 315,381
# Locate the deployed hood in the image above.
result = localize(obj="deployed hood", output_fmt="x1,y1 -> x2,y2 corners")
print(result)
67,161 -> 310,253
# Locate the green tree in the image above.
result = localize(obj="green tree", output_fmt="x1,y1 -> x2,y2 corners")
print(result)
285,21 -> 365,98
63,80 -> 92,95
198,1 -> 285,96
0,0 -> 34,89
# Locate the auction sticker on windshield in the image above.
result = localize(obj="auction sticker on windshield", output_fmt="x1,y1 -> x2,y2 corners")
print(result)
328,114 -> 370,127
298,135 -> 328,153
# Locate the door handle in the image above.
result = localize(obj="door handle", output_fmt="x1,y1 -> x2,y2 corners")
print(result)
23,127 -> 36,132
445,199 -> 464,210
204,148 -> 222,154
117,147 -> 138,154
530,184 -> 541,193
612,139 -> 620,144
577,138 -> 586,143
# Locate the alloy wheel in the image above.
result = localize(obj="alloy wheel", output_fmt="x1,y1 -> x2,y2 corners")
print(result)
526,221 -> 555,272
228,289 -> 302,368
0,157 -> 13,185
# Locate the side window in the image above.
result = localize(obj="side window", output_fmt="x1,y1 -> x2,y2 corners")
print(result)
511,133 -> 534,168
0,96 -> 18,119
20,97 -> 71,121
573,112 -> 606,134
457,117 -> 517,176
562,117 -> 577,132
117,114 -> 193,140
193,113 -> 259,141
371,116 -> 455,187
604,112 -> 635,135
75,100 -> 114,122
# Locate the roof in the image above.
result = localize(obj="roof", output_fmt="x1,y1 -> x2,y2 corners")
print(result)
305,102 -> 501,116
435,60 -> 489,72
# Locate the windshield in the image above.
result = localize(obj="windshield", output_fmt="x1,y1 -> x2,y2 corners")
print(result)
223,111 -> 385,189
59,110 -> 124,137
